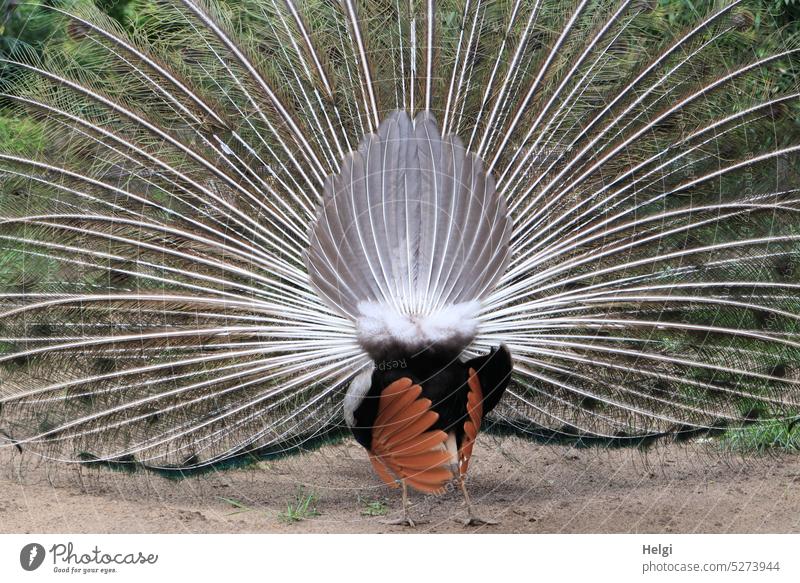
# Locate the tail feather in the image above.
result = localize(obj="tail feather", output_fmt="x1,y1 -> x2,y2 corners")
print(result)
306,109 -> 511,356
0,0 -> 798,470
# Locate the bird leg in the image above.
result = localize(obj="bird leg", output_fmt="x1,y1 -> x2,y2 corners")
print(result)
380,479 -> 422,527
456,474 -> 498,526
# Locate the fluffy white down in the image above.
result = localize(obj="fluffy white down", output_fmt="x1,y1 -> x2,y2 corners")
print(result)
356,300 -> 480,356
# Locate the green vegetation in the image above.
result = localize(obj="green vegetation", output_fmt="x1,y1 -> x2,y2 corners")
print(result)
218,496 -> 260,516
359,496 -> 389,517
279,489 -> 320,523
720,420 -> 800,452
0,0 -> 796,152
0,115 -> 43,154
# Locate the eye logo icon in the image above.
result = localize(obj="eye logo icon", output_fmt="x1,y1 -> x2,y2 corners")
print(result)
20,543 -> 46,571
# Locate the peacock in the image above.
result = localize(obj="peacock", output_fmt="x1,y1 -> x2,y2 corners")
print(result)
1,0 -> 800,527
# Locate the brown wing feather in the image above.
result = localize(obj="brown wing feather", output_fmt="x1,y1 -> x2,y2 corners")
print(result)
374,380 -> 422,426
383,410 -> 439,443
369,377 -> 453,494
376,397 -> 433,432
368,453 -> 400,489
404,467 -> 456,492
384,449 -> 453,471
459,367 -> 484,476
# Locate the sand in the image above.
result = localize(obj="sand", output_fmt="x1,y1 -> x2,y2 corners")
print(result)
2,437 -> 799,533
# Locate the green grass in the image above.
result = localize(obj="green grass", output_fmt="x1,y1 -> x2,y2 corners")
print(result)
279,490 -> 320,523
218,496 -> 259,516
358,496 -> 389,517
220,492 -> 323,521
0,116 -> 45,155
719,420 -> 800,453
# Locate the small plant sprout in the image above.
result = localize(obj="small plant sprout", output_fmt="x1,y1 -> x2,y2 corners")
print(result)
280,490 -> 320,523
359,496 -> 389,517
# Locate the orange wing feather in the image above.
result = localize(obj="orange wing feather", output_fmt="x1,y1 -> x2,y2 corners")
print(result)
368,453 -> 399,489
369,377 -> 453,494
459,368 -> 484,476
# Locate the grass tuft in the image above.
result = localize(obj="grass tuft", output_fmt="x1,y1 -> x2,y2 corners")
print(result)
358,496 -> 389,517
279,489 -> 320,523
218,496 -> 258,516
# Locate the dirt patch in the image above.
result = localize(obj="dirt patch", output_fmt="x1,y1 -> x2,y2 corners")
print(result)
2,437 -> 799,533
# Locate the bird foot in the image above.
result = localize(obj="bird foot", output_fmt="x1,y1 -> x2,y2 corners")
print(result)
460,515 -> 499,527
380,516 -> 425,527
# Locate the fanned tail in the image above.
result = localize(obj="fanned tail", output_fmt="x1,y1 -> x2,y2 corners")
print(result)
0,1 -> 798,471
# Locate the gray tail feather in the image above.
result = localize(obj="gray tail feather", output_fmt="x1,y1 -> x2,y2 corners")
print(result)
306,110 -> 511,356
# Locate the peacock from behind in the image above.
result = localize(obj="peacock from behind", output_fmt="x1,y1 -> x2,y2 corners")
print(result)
1,0 -> 800,523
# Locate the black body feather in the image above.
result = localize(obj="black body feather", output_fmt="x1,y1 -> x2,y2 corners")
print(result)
349,345 -> 513,451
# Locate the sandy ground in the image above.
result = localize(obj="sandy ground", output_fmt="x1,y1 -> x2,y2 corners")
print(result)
2,437 -> 800,533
